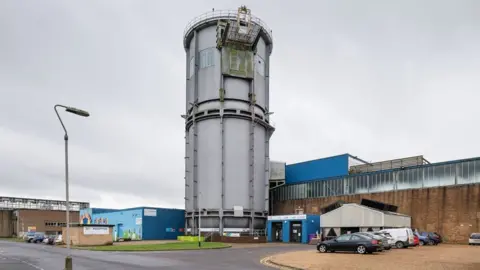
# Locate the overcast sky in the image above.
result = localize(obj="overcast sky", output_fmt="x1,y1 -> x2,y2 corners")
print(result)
0,0 -> 479,209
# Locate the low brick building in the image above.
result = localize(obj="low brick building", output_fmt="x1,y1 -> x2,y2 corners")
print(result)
0,196 -> 89,237
273,184 -> 480,244
14,209 -> 80,236
63,224 -> 114,246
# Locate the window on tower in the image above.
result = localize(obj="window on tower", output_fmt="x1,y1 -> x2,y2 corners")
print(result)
199,48 -> 215,69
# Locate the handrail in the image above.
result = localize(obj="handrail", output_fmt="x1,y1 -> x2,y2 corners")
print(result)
183,9 -> 273,47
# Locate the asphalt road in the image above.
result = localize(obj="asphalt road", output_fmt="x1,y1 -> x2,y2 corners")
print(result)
0,241 -> 311,270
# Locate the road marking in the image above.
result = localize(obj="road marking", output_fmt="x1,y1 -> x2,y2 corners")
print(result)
10,257 -> 45,270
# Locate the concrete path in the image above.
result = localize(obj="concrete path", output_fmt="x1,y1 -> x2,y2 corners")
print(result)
0,240 -> 311,270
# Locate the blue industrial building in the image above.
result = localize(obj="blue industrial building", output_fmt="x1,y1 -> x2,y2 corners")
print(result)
80,207 -> 185,241
285,154 -> 367,184
267,214 -> 320,244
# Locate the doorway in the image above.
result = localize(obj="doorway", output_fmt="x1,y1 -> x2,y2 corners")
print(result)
272,222 -> 283,242
290,222 -> 302,243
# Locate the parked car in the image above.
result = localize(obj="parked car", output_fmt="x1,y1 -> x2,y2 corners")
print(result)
373,232 -> 396,248
428,232 -> 442,244
355,232 -> 391,250
55,234 -> 63,244
317,233 -> 383,254
31,233 -> 45,243
378,228 -> 414,248
413,234 -> 419,246
24,232 -> 36,242
42,235 -> 56,245
415,232 -> 431,246
468,233 -> 480,245
419,232 -> 441,245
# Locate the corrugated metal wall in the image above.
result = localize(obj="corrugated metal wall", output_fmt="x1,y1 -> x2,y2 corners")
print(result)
142,208 -> 185,240
285,154 -> 349,184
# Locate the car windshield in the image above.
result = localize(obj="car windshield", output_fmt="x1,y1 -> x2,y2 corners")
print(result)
470,233 -> 480,239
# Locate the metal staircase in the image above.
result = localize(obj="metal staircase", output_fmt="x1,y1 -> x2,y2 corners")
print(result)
216,6 -> 261,50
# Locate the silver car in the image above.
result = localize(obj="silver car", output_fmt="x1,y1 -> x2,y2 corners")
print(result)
355,232 -> 391,250
469,233 -> 480,245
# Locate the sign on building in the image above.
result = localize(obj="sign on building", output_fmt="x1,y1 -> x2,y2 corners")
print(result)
144,209 -> 157,217
83,226 -> 109,235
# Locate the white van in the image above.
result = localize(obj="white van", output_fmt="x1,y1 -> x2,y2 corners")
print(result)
378,228 -> 414,248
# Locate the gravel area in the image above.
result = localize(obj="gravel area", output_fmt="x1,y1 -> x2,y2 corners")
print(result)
269,244 -> 480,270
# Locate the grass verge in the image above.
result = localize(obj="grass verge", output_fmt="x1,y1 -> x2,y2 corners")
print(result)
0,237 -> 25,243
80,242 -> 231,251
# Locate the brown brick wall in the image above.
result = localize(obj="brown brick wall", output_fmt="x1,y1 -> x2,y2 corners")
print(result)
272,184 -> 480,243
16,210 -> 79,235
0,210 -> 13,237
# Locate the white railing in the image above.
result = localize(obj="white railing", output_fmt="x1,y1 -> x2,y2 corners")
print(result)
183,10 -> 273,45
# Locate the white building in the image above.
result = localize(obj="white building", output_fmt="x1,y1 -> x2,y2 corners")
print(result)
320,203 -> 411,238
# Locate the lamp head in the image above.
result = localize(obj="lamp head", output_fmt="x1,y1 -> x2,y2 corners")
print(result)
65,107 -> 90,117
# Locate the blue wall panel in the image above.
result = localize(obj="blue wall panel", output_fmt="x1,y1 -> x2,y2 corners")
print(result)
142,208 -> 185,240
286,154 -> 349,184
95,209 -> 143,241
282,221 -> 290,242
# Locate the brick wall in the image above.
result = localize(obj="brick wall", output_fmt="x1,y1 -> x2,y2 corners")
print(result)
0,210 -> 13,237
272,184 -> 480,243
16,210 -> 79,235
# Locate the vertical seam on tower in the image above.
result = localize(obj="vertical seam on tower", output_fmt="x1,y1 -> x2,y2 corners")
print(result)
220,47 -> 225,235
264,44 -> 272,218
193,30 -> 199,220
250,75 -> 255,233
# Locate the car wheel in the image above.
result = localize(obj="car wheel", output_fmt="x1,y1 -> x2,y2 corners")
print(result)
395,241 -> 404,248
318,244 -> 327,253
357,245 -> 367,254
419,241 -> 425,246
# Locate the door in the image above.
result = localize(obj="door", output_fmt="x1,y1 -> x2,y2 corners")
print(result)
347,234 -> 365,252
290,222 -> 302,243
117,224 -> 124,240
272,222 -> 282,242
332,234 -> 352,251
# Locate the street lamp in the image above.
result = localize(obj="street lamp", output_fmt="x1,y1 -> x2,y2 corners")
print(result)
197,192 -> 207,248
54,104 -> 89,270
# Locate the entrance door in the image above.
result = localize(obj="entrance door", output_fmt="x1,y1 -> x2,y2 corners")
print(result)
117,224 -> 124,240
272,222 -> 283,242
290,222 -> 302,243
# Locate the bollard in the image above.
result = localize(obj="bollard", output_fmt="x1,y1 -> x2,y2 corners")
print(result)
65,256 -> 72,270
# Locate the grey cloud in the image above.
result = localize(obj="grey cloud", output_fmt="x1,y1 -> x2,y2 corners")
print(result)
1,0 -> 479,208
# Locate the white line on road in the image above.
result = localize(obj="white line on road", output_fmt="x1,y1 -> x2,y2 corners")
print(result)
10,257 -> 45,270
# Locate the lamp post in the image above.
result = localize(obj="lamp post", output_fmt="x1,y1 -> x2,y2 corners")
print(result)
54,105 -> 89,270
198,192 -> 201,248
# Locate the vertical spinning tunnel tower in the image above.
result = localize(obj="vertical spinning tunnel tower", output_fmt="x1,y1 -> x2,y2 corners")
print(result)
183,6 -> 274,234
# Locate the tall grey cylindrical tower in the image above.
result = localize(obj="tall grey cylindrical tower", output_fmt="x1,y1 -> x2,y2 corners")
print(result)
183,6 -> 274,235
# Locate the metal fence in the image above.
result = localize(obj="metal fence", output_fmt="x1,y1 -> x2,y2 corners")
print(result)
271,157 -> 480,201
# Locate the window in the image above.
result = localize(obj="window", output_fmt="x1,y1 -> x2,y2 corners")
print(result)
199,48 -> 214,68
45,221 -> 66,227
255,54 -> 265,76
230,49 -> 240,71
350,235 -> 363,241
336,234 -> 351,241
